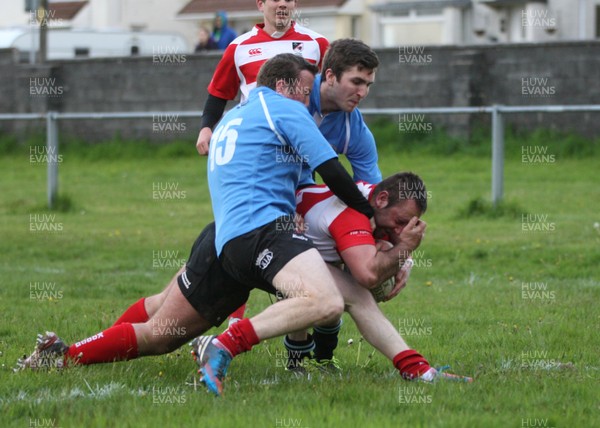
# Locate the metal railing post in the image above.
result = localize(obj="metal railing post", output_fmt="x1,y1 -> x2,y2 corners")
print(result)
491,105 -> 505,207
46,111 -> 58,209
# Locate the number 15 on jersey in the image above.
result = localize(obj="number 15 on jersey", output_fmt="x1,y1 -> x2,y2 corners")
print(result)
209,118 -> 243,171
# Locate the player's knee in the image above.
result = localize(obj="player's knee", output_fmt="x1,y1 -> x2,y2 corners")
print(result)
315,293 -> 344,325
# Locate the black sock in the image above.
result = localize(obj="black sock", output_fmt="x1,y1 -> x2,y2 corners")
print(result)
313,319 -> 342,361
283,334 -> 314,370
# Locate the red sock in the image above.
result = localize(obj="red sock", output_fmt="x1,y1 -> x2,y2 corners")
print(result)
229,303 -> 246,320
66,323 -> 138,365
214,318 -> 259,357
393,349 -> 432,380
112,298 -> 149,326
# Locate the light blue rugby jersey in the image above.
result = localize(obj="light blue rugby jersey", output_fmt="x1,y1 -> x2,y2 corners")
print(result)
299,73 -> 382,186
208,86 -> 338,256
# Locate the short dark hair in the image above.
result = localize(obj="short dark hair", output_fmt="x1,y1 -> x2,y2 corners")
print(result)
322,38 -> 379,81
257,53 -> 319,90
373,172 -> 428,214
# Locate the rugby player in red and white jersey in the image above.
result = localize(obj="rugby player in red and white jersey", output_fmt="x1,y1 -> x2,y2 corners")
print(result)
289,172 -> 472,382
195,0 -> 329,155
293,174 -> 421,359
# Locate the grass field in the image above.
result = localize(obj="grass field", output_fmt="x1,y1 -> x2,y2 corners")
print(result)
0,137 -> 598,428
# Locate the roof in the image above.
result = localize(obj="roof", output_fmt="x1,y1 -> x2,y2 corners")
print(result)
48,1 -> 88,21
371,0 -> 471,13
479,0 -> 546,6
178,0 -> 347,15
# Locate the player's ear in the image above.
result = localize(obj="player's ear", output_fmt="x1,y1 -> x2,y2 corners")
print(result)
324,69 -> 336,86
375,191 -> 389,209
275,78 -> 287,96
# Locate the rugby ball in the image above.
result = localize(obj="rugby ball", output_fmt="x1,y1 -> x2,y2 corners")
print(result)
370,240 -> 395,302
370,275 -> 396,303
370,240 -> 414,302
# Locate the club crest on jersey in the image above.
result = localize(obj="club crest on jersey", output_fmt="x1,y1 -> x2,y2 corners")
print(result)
292,42 -> 304,54
256,249 -> 273,270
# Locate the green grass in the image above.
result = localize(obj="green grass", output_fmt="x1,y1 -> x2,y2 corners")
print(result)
0,141 -> 598,427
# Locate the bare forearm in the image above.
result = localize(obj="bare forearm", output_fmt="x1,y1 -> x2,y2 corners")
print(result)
343,217 -> 426,289
350,243 -> 412,288
363,243 -> 412,288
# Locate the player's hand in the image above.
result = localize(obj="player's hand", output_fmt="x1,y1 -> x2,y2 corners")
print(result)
196,127 -> 213,156
384,258 -> 413,301
398,217 -> 426,252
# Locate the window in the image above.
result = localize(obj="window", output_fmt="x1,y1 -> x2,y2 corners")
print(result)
74,47 -> 89,58
596,6 -> 600,38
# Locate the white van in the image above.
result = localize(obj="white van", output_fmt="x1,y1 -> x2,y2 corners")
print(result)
0,27 -> 190,61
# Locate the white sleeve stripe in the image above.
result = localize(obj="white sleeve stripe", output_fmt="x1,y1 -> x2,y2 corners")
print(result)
258,91 -> 288,146
343,113 -> 351,155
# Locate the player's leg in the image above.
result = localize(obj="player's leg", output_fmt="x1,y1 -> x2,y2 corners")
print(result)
17,222 -> 235,370
208,248 -> 343,354
284,329 -> 314,371
328,265 -> 472,382
112,266 -> 183,326
71,270 -> 213,364
199,248 -> 343,395
198,218 -> 344,395
284,322 -> 343,373
133,277 -> 211,356
246,248 -> 344,338
227,303 -> 247,326
327,265 -> 410,359
17,272 -> 212,369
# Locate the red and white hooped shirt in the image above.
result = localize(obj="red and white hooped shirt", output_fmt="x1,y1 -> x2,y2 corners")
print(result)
296,182 -> 375,263
207,22 -> 329,103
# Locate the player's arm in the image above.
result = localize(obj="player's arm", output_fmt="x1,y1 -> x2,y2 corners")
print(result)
345,112 -> 382,183
314,159 -> 374,218
196,44 -> 240,155
339,217 -> 425,289
197,95 -> 228,155
200,95 -> 228,131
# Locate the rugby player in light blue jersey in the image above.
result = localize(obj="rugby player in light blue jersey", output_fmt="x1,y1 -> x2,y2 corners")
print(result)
200,53 -> 375,395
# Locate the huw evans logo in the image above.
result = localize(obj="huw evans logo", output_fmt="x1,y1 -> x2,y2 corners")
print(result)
398,46 -> 432,65
521,77 -> 555,97
30,146 -> 63,164
29,78 -> 64,97
152,46 -> 186,64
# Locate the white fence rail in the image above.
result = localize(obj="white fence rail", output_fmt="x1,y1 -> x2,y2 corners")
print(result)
1,105 -> 599,209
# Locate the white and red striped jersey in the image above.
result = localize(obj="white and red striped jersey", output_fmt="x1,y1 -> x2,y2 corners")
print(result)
207,22 -> 329,103
296,182 -> 375,263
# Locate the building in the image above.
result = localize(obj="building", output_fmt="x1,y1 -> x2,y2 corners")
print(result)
368,0 -> 600,46
0,0 -> 599,54
1,0 -> 197,47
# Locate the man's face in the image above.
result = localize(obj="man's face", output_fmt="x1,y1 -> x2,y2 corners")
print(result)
258,0 -> 297,31
278,70 -> 314,107
373,196 -> 421,239
324,66 -> 375,113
